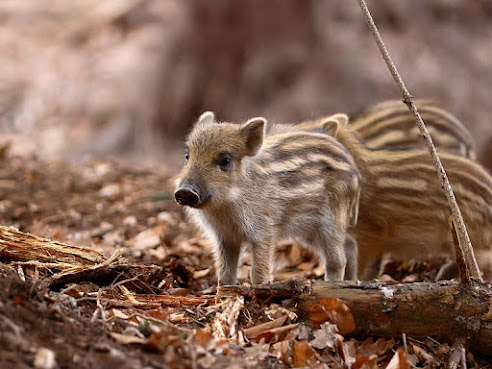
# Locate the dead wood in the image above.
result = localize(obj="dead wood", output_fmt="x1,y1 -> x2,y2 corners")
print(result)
49,263 -> 165,288
221,279 -> 492,356
0,225 -> 168,290
0,225 -> 104,265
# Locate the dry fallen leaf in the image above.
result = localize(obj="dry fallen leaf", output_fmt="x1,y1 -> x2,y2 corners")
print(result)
338,339 -> 356,368
265,304 -> 298,321
306,298 -> 355,334
271,339 -> 291,366
411,344 -> 434,363
146,325 -> 187,352
192,328 -> 215,348
357,338 -> 395,358
293,340 -> 318,368
386,348 -> 410,369
111,332 -> 146,345
309,322 -> 341,350
255,323 -> 299,344
132,226 -> 164,250
243,315 -> 288,339
354,354 -> 378,369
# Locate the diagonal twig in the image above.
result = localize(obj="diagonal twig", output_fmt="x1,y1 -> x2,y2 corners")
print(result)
356,0 -> 482,283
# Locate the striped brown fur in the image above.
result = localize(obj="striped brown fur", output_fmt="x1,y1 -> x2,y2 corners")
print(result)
174,112 -> 361,285
350,99 -> 476,158
317,114 -> 492,280
298,100 -> 475,158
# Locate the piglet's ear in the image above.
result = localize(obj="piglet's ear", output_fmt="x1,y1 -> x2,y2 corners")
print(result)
197,111 -> 215,125
320,113 -> 349,137
240,117 -> 266,156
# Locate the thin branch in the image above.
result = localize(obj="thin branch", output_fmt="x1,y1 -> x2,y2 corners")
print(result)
450,217 -> 471,283
356,0 -> 482,283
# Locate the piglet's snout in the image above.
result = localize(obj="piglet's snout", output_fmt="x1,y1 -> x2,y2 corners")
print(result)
174,185 -> 201,207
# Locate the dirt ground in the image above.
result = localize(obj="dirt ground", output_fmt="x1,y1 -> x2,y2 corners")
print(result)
0,147 -> 491,369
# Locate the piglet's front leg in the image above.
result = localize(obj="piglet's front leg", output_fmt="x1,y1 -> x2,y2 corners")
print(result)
250,240 -> 274,285
344,234 -> 358,280
214,240 -> 241,286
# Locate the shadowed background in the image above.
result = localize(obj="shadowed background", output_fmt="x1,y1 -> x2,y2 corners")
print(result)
1,0 -> 491,169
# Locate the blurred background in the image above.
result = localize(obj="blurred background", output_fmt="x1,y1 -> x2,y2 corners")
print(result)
1,0 -> 491,169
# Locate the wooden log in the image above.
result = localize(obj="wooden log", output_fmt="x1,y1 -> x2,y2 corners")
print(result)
0,225 -> 104,265
0,226 -> 168,290
49,263 -> 165,289
221,279 -> 492,356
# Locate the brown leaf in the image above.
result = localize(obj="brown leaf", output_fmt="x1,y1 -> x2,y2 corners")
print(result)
146,308 -> 167,320
357,338 -> 395,358
111,332 -> 146,345
354,354 -> 378,369
265,304 -> 298,321
132,226 -> 164,250
146,325 -> 185,351
338,339 -> 356,368
255,323 -> 299,344
306,302 -> 329,328
310,323 -> 340,350
293,340 -> 318,368
271,340 -> 291,365
411,344 -> 434,363
193,328 -> 215,347
386,348 -> 410,369
306,298 -> 355,334
243,315 -> 288,339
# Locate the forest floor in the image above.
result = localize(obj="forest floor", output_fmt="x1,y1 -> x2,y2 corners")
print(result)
0,146 -> 491,369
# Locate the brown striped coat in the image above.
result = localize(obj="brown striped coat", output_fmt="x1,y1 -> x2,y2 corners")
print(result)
298,100 -> 475,158
349,100 -> 475,158
317,114 -> 492,280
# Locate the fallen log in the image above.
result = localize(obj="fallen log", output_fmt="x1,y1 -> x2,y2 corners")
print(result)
3,225 -> 491,355
0,225 -> 166,290
221,279 -> 492,356
0,225 -> 104,265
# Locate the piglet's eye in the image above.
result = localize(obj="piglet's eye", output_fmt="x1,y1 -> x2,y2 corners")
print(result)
220,157 -> 230,166
217,153 -> 232,170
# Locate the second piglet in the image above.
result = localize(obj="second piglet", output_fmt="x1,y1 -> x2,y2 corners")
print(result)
174,112 -> 361,285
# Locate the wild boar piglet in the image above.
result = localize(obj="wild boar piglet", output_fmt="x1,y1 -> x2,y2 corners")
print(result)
309,113 -> 492,280
174,112 -> 361,285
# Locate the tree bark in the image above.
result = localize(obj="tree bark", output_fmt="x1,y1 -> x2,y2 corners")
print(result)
221,279 -> 492,356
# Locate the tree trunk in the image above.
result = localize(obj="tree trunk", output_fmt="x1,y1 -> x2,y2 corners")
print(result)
222,279 -> 492,356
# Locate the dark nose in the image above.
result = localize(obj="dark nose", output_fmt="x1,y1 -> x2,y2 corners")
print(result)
174,186 -> 200,207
